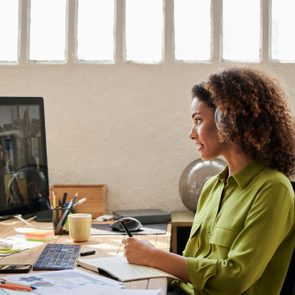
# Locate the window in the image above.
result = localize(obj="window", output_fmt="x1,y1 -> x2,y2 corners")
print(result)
0,0 -> 19,63
0,0 -> 295,65
223,0 -> 261,62
77,0 -> 115,63
271,0 -> 295,62
29,0 -> 67,62
125,0 -> 164,63
174,0 -> 211,62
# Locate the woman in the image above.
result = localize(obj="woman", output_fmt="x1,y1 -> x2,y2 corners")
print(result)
123,67 -> 295,295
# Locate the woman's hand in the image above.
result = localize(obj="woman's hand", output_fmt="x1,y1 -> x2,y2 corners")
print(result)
122,238 -> 155,266
122,237 -> 189,282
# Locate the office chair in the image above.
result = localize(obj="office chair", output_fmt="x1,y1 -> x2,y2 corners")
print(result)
280,181 -> 295,295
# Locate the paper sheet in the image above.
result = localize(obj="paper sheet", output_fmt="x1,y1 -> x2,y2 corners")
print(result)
0,235 -> 43,256
1,269 -> 122,294
61,285 -> 161,295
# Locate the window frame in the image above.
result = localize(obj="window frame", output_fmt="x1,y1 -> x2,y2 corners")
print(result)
0,0 -> 294,65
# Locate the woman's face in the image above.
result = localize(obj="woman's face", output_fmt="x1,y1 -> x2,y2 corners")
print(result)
189,96 -> 227,160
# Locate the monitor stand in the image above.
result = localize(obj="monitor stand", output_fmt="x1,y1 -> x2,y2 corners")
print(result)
0,213 -> 37,222
0,215 -> 14,221
36,209 -> 52,222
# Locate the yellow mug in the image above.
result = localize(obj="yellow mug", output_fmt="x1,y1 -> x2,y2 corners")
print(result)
68,213 -> 92,242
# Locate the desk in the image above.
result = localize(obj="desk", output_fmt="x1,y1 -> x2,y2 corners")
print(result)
0,218 -> 171,294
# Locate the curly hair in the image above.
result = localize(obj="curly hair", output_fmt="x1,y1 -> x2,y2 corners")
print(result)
192,67 -> 295,178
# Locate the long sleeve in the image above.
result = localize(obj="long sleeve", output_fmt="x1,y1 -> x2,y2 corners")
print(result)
178,161 -> 295,295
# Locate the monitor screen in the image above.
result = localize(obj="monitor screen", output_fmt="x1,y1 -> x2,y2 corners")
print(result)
0,97 -> 49,219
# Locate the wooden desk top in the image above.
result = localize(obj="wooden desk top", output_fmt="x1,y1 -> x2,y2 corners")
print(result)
0,219 -> 171,294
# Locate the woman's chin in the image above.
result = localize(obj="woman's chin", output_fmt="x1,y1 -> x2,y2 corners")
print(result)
199,153 -> 216,161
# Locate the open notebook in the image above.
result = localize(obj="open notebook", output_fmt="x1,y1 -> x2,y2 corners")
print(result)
77,256 -> 178,282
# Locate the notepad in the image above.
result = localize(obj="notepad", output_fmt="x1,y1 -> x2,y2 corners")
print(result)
77,256 -> 178,282
24,229 -> 55,242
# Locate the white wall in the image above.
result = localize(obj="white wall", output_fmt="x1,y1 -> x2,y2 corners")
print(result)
0,63 -> 294,213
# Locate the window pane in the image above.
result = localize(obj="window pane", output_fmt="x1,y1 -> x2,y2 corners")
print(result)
125,0 -> 163,63
77,0 -> 115,62
223,0 -> 261,62
271,0 -> 295,62
174,0 -> 211,61
29,0 -> 67,62
0,0 -> 19,62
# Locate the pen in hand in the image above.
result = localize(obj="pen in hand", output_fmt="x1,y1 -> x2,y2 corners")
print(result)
119,221 -> 133,237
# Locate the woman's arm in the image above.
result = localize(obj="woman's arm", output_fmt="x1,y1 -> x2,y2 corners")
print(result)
123,238 -> 189,282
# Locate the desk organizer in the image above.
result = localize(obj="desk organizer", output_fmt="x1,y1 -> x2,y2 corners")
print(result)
50,184 -> 107,219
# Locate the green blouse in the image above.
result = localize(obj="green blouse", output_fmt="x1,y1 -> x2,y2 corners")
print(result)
177,161 -> 295,295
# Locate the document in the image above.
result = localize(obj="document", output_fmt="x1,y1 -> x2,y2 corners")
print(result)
77,256 -> 178,282
0,269 -> 161,295
61,285 -> 161,295
0,235 -> 43,256
1,268 -> 122,294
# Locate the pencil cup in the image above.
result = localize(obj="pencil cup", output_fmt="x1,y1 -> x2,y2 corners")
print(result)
68,213 -> 92,242
52,208 -> 69,235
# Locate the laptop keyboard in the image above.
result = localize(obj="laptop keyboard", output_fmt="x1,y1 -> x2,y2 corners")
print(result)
33,244 -> 81,270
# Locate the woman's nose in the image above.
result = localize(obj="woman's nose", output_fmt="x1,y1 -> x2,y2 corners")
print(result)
189,125 -> 197,140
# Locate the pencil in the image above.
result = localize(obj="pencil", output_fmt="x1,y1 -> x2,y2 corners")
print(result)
0,282 -> 33,292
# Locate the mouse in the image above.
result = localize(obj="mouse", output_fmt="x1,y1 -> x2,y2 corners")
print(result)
111,217 -> 143,232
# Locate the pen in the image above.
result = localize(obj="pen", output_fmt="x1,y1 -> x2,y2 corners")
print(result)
119,221 -> 133,237
80,250 -> 96,257
61,192 -> 68,207
0,280 -> 33,292
54,194 -> 77,234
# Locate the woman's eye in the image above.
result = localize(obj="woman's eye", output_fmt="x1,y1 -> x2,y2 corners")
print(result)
194,118 -> 202,125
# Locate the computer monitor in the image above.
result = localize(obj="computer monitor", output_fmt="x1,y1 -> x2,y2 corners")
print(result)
0,97 -> 49,219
